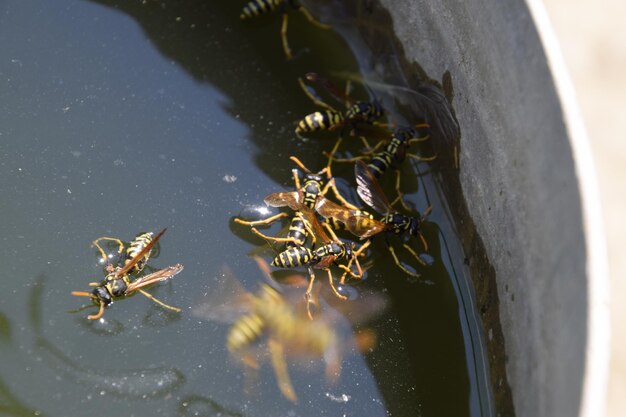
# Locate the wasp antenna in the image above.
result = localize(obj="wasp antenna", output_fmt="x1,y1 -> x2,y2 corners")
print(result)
289,156 -> 311,174
71,291 -> 94,298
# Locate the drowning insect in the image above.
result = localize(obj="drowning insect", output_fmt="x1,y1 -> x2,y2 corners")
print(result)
327,125 -> 436,210
233,156 -> 359,248
271,206 -> 370,319
191,257 -> 341,403
240,0 -> 330,60
296,72 -> 385,134
71,228 -> 183,320
344,160 -> 432,278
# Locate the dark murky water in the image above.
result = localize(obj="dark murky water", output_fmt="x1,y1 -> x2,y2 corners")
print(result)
0,1 -> 493,416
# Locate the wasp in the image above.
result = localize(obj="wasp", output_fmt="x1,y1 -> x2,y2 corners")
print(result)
191,257 -> 340,403
233,156 -> 359,248
340,160 -> 432,278
71,228 -> 183,320
240,0 -> 330,60
271,206 -> 370,319
327,125 -> 436,210
296,72 -> 385,136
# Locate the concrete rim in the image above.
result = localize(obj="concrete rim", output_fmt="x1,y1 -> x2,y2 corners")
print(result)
526,1 -> 611,416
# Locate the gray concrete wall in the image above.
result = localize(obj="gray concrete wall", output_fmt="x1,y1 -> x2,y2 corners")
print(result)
374,0 -> 609,416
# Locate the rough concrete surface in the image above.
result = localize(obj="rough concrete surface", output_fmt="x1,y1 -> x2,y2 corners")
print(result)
541,1 -> 626,417
377,0 -> 612,416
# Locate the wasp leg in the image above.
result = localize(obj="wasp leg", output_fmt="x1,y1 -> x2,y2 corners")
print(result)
250,227 -> 299,246
297,78 -> 337,111
92,236 -> 124,264
268,338 -> 298,403
321,222 -> 340,241
338,240 -> 370,284
137,289 -> 181,313
324,136 -> 344,171
323,165 -> 360,211
358,135 -> 377,153
234,212 -> 289,227
403,242 -> 427,266
323,267 -> 348,302
407,152 -> 437,162
387,245 -> 421,277
298,6 -> 330,29
304,267 -> 317,320
323,153 -> 368,164
280,13 -> 294,60
389,170 -> 412,212
87,301 -> 105,320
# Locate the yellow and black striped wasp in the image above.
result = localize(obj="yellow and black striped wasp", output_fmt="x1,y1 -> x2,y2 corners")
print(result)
296,72 -> 385,137
191,256 -> 340,403
327,125 -> 436,210
240,0 -> 330,60
71,228 -> 183,320
342,160 -> 432,278
233,156 -> 358,248
271,206 -> 370,319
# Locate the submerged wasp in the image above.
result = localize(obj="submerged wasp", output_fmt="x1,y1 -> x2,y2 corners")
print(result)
271,205 -> 370,319
296,72 -> 385,138
240,0 -> 330,60
328,125 -> 436,210
339,160 -> 432,278
191,257 -> 341,403
71,228 -> 183,320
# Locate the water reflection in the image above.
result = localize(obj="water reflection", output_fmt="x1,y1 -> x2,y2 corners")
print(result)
177,395 -> 244,417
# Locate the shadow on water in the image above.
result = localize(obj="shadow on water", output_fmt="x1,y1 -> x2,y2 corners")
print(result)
80,1 -> 493,416
0,310 -> 41,417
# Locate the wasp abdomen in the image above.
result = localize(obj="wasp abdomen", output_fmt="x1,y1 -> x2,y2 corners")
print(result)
240,0 -> 284,19
295,111 -> 344,134
272,246 -> 315,268
286,215 -> 308,248
124,232 -> 154,274
344,101 -> 384,123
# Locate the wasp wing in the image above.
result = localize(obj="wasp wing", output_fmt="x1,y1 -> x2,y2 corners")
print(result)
305,72 -> 355,107
115,228 -> 166,277
345,216 -> 388,239
191,265 -> 253,324
300,205 -> 332,244
314,197 -> 354,225
125,263 -> 183,293
264,191 -> 302,211
354,160 -> 392,215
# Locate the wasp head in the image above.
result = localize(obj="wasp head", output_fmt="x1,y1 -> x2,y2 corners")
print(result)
393,126 -> 417,144
91,286 -> 112,306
